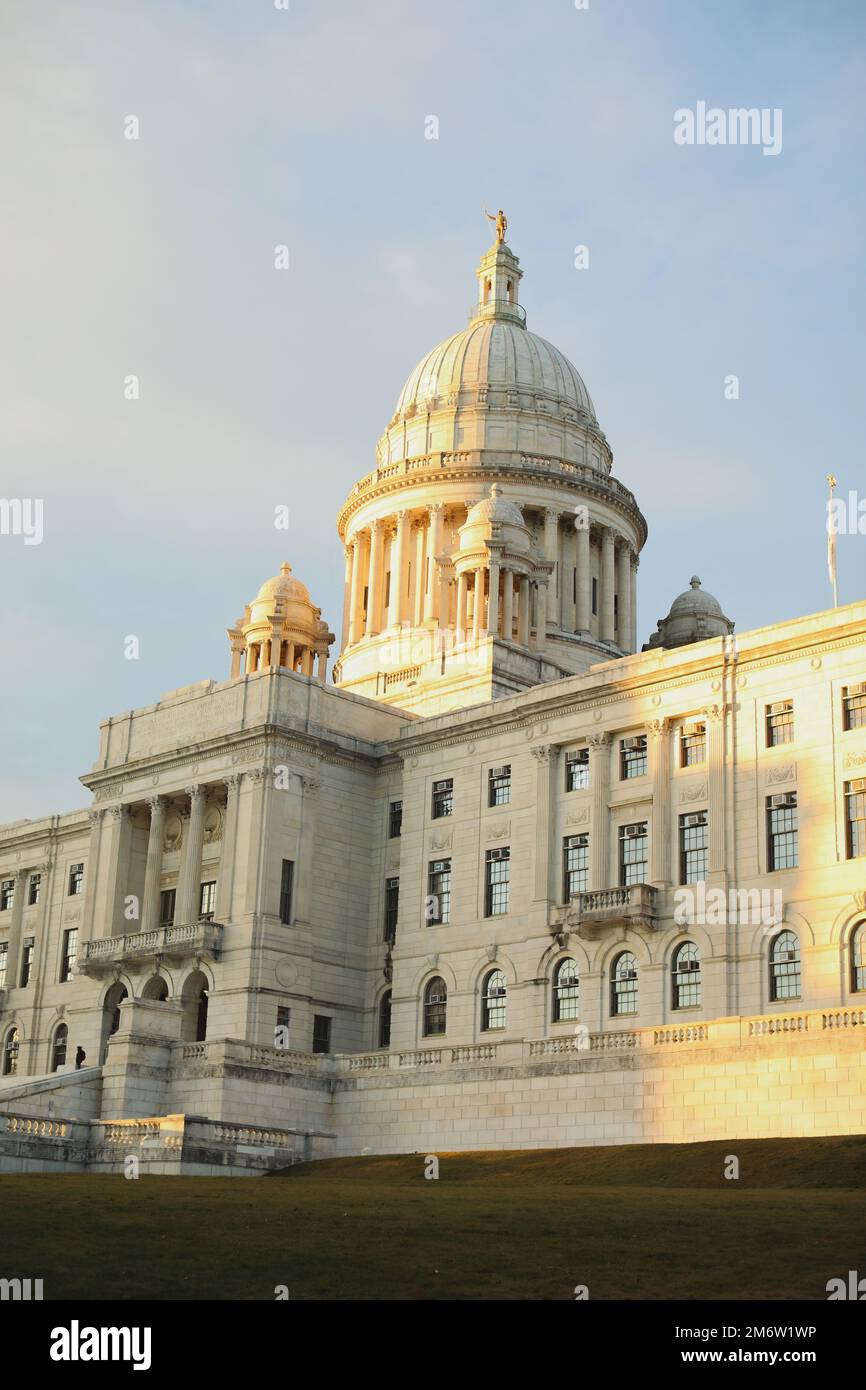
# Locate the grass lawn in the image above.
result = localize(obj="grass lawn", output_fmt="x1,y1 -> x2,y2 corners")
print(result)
2,1136 -> 864,1300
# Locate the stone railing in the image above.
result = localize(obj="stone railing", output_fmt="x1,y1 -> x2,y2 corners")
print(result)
82,921 -> 223,973
99,1117 -> 184,1149
571,883 -> 658,935
166,1008 -> 866,1088
4,1113 -> 70,1140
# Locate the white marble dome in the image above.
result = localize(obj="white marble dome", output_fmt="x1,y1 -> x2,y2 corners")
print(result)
394,319 -> 597,421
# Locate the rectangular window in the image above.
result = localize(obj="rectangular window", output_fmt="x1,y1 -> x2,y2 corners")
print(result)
68,863 -> 84,896
20,938 -> 34,988
563,834 -> 589,901
279,859 -> 294,925
389,799 -> 403,838
312,1015 -> 332,1055
275,1006 -> 291,1050
591,576 -> 598,616
766,699 -> 794,747
844,684 -> 866,731
384,571 -> 391,609
432,778 -> 453,819
565,749 -> 590,791
620,735 -> 648,780
60,928 -> 78,983
619,822 -> 648,886
28,874 -> 41,906
384,876 -> 399,943
0,942 -> 7,990
767,792 -> 798,870
199,880 -> 216,921
488,765 -> 511,807
159,888 -> 176,928
485,847 -> 510,917
0,880 -> 14,912
679,811 -> 708,884
681,723 -> 706,767
845,779 -> 866,859
427,859 -> 451,925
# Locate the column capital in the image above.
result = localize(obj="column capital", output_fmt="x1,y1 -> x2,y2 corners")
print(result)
369,516 -> 384,534
395,508 -> 410,526
544,506 -> 562,523
631,552 -> 640,571
146,795 -> 166,813
106,804 -> 132,823
224,773 -> 243,793
644,717 -> 669,738
428,501 -> 446,517
87,809 -> 103,830
703,703 -> 727,723
530,743 -> 557,765
587,731 -> 611,750
185,784 -> 206,804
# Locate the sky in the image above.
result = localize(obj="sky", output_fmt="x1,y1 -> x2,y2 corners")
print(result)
1,0 -> 864,821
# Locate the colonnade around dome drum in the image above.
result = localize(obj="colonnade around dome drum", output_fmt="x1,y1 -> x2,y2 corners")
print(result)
340,501 -> 638,656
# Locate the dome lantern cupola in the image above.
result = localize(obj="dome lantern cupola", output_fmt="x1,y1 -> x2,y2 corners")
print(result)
227,562 -> 335,681
644,576 -> 734,651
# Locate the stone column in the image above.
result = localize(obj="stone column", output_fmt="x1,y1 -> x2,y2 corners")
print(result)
316,649 -> 327,681
389,510 -> 410,626
341,545 -> 353,649
230,640 -> 244,678
543,509 -> 560,626
348,534 -> 366,644
487,556 -> 500,636
705,705 -> 727,878
424,503 -> 445,622
216,776 -> 242,922
365,519 -> 384,636
517,575 -> 531,646
617,542 -> 632,653
533,578 -> 549,648
575,520 -> 591,632
412,522 -> 426,626
141,797 -> 166,934
472,568 -> 486,642
600,527 -> 616,643
456,571 -> 468,640
502,569 -> 514,640
80,809 -> 103,945
176,786 -> 207,926
647,719 -> 671,886
560,526 -> 574,631
630,554 -> 639,653
588,733 -> 611,889
531,745 -> 558,904
96,804 -> 133,938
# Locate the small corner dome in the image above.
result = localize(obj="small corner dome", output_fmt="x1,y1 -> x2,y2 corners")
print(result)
646,576 -> 734,650
255,561 -> 311,606
459,484 -> 531,554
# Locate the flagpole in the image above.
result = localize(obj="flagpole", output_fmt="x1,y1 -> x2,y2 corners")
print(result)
827,473 -> 839,608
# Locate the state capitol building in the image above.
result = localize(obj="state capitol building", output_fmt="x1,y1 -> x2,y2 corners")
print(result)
1,229 -> 865,1174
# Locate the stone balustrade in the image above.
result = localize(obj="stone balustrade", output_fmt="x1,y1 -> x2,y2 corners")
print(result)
81,921 -> 223,974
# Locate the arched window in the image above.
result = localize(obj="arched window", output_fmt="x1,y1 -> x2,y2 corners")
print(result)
423,977 -> 447,1037
770,929 -> 801,1001
852,924 -> 866,994
611,952 -> 638,1017
481,969 -> 507,1032
51,1023 -> 68,1072
378,990 -> 392,1049
672,942 -> 701,1009
2,1027 -> 19,1076
553,958 -> 580,1022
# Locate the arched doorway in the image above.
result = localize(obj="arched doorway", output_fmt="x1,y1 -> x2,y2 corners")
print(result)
181,970 -> 210,1043
51,1023 -> 69,1072
2,1027 -> 19,1076
100,982 -> 128,1061
141,974 -> 169,1002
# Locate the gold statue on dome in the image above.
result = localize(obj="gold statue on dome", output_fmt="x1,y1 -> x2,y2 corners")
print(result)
484,207 -> 507,244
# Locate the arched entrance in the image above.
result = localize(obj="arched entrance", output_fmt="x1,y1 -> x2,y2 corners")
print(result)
2,1027 -> 19,1076
141,974 -> 169,1002
100,982 -> 128,1061
181,970 -> 210,1042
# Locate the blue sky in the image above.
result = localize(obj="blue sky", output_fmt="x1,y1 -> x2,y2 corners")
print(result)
1,0 -> 864,819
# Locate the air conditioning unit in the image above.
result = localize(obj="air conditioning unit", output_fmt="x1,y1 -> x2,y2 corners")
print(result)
770,793 -> 796,808
848,682 -> 866,696
683,813 -> 705,827
624,824 -> 644,837
622,736 -> 641,750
